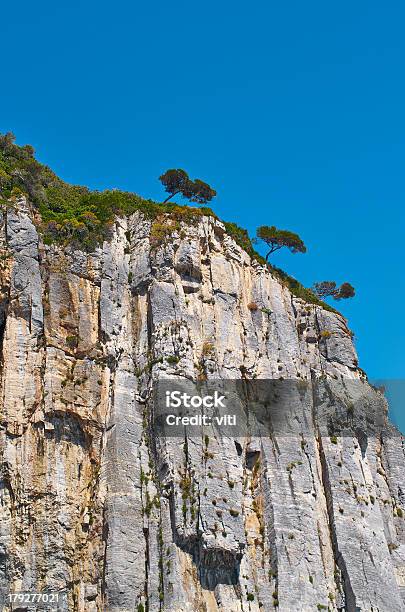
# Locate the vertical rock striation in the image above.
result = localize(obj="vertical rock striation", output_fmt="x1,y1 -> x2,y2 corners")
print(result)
0,197 -> 404,611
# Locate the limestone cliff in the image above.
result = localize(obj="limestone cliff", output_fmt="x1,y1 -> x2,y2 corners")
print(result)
0,196 -> 404,612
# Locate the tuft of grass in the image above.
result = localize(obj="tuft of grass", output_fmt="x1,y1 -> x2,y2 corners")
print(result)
166,355 -> 180,365
320,330 -> 332,338
202,341 -> 215,356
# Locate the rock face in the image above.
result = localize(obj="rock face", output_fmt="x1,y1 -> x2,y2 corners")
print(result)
0,197 -> 404,611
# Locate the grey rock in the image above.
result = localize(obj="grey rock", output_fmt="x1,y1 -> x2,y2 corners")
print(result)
0,204 -> 403,612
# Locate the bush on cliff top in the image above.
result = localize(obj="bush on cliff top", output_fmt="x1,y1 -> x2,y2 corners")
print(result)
0,132 -> 216,249
0,132 -> 335,311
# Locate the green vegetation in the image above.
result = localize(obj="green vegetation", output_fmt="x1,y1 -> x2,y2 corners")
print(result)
261,307 -> 272,316
0,132 -> 342,312
202,341 -> 215,356
66,335 -> 79,350
270,266 -> 338,313
320,330 -> 332,339
256,225 -> 307,261
166,355 -> 180,365
223,222 -> 337,312
0,133 -> 216,250
313,280 -> 355,300
159,168 -> 216,204
224,222 -> 266,263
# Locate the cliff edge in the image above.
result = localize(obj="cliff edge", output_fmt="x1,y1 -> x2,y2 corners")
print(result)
0,197 -> 404,611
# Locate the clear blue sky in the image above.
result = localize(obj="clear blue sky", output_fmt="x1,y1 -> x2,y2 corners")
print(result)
1,0 -> 404,382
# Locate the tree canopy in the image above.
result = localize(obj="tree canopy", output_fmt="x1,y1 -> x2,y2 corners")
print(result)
159,169 -> 216,204
336,282 -> 355,300
312,281 -> 355,300
256,225 -> 307,261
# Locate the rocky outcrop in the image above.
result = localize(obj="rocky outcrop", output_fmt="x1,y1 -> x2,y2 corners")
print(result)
0,197 -> 404,611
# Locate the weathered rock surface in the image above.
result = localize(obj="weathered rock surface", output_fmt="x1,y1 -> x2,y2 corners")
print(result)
0,198 -> 404,611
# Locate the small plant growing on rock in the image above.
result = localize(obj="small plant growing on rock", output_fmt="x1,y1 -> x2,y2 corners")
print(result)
66,335 -> 79,349
320,330 -> 332,339
150,218 -> 180,245
202,341 -> 214,356
261,307 -> 272,316
247,302 -> 258,311
166,355 -> 180,365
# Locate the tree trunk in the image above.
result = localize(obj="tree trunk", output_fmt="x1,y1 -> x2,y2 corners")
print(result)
163,191 -> 180,203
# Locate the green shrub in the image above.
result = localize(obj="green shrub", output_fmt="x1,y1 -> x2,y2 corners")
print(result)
66,335 -> 79,349
0,133 -> 343,312
150,219 -> 180,245
166,355 -> 180,365
224,221 -> 265,264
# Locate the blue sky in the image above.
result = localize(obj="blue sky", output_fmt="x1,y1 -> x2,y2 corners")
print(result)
1,0 -> 404,384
